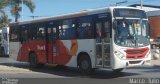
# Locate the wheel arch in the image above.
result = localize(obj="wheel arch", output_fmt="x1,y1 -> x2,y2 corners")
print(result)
28,51 -> 37,62
77,52 -> 92,67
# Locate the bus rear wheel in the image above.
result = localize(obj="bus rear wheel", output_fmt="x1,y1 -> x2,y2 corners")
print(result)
78,54 -> 92,75
29,53 -> 38,68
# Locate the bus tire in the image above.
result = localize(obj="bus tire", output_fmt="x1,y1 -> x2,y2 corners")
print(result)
112,68 -> 124,73
78,54 -> 92,75
29,53 -> 38,68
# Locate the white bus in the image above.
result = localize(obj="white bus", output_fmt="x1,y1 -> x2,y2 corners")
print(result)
9,6 -> 151,74
0,27 -> 9,57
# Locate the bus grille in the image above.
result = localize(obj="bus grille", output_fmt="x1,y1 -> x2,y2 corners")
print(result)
126,47 -> 149,60
129,60 -> 142,64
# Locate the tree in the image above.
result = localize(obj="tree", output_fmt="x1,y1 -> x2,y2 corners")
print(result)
0,0 -> 9,28
0,14 -> 9,28
9,0 -> 35,22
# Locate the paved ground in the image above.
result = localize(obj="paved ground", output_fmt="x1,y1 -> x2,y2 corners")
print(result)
151,59 -> 160,66
0,57 -> 159,73
0,58 -> 160,84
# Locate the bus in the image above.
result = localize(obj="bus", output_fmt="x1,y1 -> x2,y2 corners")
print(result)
9,6 -> 151,74
0,27 -> 9,57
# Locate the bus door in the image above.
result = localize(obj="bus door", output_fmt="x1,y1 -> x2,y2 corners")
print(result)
46,25 -> 57,64
95,20 -> 111,67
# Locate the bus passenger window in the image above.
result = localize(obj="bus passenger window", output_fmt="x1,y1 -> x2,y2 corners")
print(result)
47,28 -> 52,41
104,22 -> 111,43
37,28 -> 45,40
77,16 -> 93,39
96,23 -> 102,43
21,29 -> 28,43
53,28 -> 56,39
59,26 -> 64,39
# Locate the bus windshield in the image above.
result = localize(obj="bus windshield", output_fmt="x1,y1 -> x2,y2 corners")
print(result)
114,18 -> 150,47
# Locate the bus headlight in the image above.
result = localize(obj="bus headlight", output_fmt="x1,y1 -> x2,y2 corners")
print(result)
146,50 -> 151,58
114,51 -> 126,60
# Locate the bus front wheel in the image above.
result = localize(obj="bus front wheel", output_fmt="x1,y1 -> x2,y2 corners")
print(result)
78,54 -> 92,75
112,68 -> 124,73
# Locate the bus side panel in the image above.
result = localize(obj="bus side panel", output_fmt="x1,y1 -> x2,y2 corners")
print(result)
64,39 -> 95,68
17,40 -> 47,64
28,40 -> 47,64
9,42 -> 21,60
55,40 -> 73,65
60,40 -> 77,67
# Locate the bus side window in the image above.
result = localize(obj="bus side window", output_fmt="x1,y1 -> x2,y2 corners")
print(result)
59,26 -> 64,39
59,19 -> 76,40
37,27 -> 45,40
104,21 -> 111,43
96,23 -> 102,43
47,28 -> 56,41
53,28 -> 56,39
77,16 -> 93,39
28,25 -> 37,40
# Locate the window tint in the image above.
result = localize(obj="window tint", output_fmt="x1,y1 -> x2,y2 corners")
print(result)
28,24 -> 46,41
59,19 -> 76,40
28,25 -> 37,40
20,27 -> 28,43
37,27 -> 45,40
47,27 -> 57,41
77,16 -> 93,39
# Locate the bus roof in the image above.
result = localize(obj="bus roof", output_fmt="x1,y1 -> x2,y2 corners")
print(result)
147,10 -> 160,16
10,6 -> 142,25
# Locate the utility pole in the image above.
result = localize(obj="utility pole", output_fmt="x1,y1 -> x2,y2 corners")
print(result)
116,0 -> 128,6
140,0 -> 143,9
21,0 -> 23,21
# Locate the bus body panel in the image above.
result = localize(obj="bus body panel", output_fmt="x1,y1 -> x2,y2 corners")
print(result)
65,39 -> 96,68
17,40 -> 47,63
112,44 -> 151,69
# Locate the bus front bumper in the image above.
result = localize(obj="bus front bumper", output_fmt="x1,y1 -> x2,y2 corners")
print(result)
112,57 -> 151,69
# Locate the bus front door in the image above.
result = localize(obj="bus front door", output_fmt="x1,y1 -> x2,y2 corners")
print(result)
46,27 -> 57,64
95,21 -> 111,67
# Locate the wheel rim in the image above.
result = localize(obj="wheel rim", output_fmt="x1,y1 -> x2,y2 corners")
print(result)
81,60 -> 89,70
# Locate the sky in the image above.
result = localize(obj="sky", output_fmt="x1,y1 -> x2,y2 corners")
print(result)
6,0 -> 160,22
